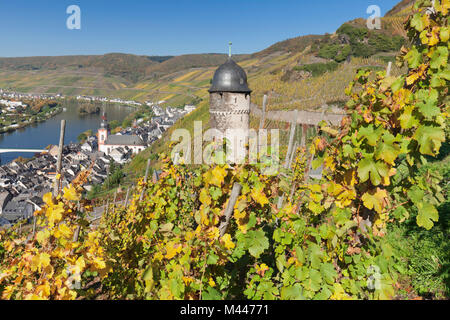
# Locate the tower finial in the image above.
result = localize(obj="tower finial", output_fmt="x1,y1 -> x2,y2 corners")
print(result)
229,42 -> 232,58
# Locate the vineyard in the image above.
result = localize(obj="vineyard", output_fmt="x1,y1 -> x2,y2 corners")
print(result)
0,0 -> 449,300
249,56 -> 407,111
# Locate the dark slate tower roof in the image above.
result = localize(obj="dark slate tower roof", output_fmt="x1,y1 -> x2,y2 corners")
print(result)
209,58 -> 252,94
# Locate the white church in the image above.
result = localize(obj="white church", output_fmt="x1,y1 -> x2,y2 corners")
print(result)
97,113 -> 146,156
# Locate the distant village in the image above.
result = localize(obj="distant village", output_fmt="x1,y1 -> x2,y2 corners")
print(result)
0,87 -> 164,108
0,89 -> 62,133
0,91 -> 197,228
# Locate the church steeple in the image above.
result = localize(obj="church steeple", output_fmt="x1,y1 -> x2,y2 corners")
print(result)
98,110 -> 109,150
100,111 -> 109,130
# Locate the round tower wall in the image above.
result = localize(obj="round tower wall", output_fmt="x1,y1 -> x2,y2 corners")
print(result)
209,92 -> 250,132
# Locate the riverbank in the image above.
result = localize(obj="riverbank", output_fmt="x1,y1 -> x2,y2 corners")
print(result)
0,101 -> 134,164
0,105 -> 63,134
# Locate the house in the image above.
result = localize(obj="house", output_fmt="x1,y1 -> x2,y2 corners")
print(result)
0,191 -> 13,216
0,178 -> 11,188
48,145 -> 60,158
109,147 -> 132,164
73,151 -> 89,161
184,105 -> 196,113
81,139 -> 97,153
101,135 -> 146,156
81,142 -> 94,153
27,196 -> 44,211
2,199 -> 34,223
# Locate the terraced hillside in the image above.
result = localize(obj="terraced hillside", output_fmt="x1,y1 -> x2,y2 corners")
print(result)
0,1 -> 414,112
122,1 -> 416,176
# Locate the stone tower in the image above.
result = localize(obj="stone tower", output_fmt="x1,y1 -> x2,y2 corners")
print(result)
209,57 -> 252,163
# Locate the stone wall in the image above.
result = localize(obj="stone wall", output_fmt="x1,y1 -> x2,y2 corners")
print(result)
209,92 -> 250,132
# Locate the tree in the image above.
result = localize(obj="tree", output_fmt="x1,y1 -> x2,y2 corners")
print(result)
77,133 -> 87,143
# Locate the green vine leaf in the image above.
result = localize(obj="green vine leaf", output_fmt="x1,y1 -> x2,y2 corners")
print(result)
430,46 -> 448,69
357,158 -> 389,186
320,263 -> 338,285
280,284 -> 305,300
375,133 -> 401,165
416,201 -> 439,230
246,230 -> 269,258
413,124 -> 445,156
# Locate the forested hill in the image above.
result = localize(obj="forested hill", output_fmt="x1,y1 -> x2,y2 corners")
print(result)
0,53 -> 249,83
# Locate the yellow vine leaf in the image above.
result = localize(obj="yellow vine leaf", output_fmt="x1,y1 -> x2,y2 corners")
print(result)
36,229 -> 51,244
205,166 -> 227,187
221,234 -> 235,250
361,188 -> 388,214
207,227 -> 220,241
330,283 -> 353,300
75,256 -> 86,272
234,208 -> 246,220
30,253 -> 51,272
46,203 -> 65,226
255,263 -> 269,276
63,185 -> 81,202
199,189 -> 212,206
185,231 -> 194,241
164,242 -> 182,259
251,189 -> 269,206
43,192 -> 53,206
406,72 -> 420,85
54,224 -> 73,240
429,27 -> 441,46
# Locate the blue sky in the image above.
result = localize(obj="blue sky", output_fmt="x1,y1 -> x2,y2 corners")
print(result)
0,0 -> 401,57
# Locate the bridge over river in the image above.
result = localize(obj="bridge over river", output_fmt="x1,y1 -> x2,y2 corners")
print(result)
0,149 -> 48,154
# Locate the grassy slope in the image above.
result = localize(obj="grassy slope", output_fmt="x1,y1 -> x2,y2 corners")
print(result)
385,152 -> 449,300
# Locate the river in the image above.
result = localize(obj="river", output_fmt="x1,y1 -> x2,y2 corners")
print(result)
0,102 -> 134,164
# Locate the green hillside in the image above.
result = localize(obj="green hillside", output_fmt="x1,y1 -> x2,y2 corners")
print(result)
0,1 -> 416,115
0,0 -> 417,178
119,1 -> 416,177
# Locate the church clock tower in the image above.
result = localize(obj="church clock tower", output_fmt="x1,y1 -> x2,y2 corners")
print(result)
98,111 -> 109,151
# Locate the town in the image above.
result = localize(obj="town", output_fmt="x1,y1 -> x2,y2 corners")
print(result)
0,88 -> 162,108
0,100 -> 197,228
0,90 -> 63,133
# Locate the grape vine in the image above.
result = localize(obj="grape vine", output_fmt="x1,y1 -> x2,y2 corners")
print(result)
0,0 -> 448,300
